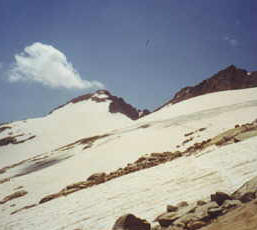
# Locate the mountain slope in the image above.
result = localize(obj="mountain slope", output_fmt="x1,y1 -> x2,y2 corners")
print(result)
0,66 -> 257,230
0,86 -> 257,230
0,90 -> 143,167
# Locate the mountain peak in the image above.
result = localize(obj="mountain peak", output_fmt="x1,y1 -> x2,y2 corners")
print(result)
225,64 -> 237,71
157,65 -> 257,110
49,90 -> 149,120
95,89 -> 111,95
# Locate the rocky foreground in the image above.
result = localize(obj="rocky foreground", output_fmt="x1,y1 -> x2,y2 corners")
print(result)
111,176 -> 257,230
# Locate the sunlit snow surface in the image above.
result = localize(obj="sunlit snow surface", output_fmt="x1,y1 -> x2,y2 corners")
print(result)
0,98 -> 133,167
0,88 -> 257,230
1,137 -> 257,230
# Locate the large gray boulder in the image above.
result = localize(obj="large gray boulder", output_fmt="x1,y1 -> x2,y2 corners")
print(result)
156,204 -> 196,227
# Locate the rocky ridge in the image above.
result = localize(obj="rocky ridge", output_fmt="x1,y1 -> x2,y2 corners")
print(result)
157,65 -> 257,110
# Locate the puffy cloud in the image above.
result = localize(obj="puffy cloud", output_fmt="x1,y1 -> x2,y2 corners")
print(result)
8,42 -> 104,89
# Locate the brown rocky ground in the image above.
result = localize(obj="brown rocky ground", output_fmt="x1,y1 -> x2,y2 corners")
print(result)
201,199 -> 257,230
111,174 -> 257,230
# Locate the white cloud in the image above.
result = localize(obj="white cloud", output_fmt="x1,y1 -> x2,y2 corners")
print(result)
224,36 -> 239,47
8,42 -> 104,89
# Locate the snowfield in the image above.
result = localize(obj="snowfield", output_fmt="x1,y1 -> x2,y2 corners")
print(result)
1,137 -> 257,230
0,95 -> 133,167
0,87 -> 257,230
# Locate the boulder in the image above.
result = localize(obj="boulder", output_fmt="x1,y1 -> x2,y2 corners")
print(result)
239,192 -> 256,203
87,172 -> 106,183
210,192 -> 232,206
221,199 -> 242,209
167,205 -> 178,212
156,212 -> 179,227
173,213 -> 198,228
193,202 -> 220,221
207,207 -> 223,218
196,200 -> 207,206
187,220 -> 207,230
156,204 -> 196,227
112,214 -> 150,230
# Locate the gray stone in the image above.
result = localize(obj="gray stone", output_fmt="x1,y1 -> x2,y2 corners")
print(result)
173,213 -> 198,228
207,207 -> 223,218
156,204 -> 196,227
193,202 -> 219,221
221,199 -> 242,209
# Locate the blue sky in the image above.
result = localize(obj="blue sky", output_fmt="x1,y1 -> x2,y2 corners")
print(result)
0,0 -> 256,122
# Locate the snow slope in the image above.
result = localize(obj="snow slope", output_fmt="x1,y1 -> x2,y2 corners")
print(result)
1,137 -> 257,230
0,87 -> 257,230
0,91 -> 133,167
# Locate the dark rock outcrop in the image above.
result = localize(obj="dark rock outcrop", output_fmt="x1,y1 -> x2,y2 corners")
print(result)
157,65 -> 257,110
239,192 -> 256,203
0,135 -> 36,147
108,95 -> 140,120
210,192 -> 232,206
0,190 -> 28,204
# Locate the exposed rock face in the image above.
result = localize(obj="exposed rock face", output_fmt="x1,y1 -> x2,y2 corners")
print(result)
49,89 -> 149,120
0,135 -> 36,147
0,190 -> 28,204
108,94 -> 140,120
157,65 -> 257,109
112,214 -> 151,230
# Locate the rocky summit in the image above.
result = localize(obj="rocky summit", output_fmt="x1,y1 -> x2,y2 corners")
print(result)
158,65 -> 257,109
50,89 -> 150,120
